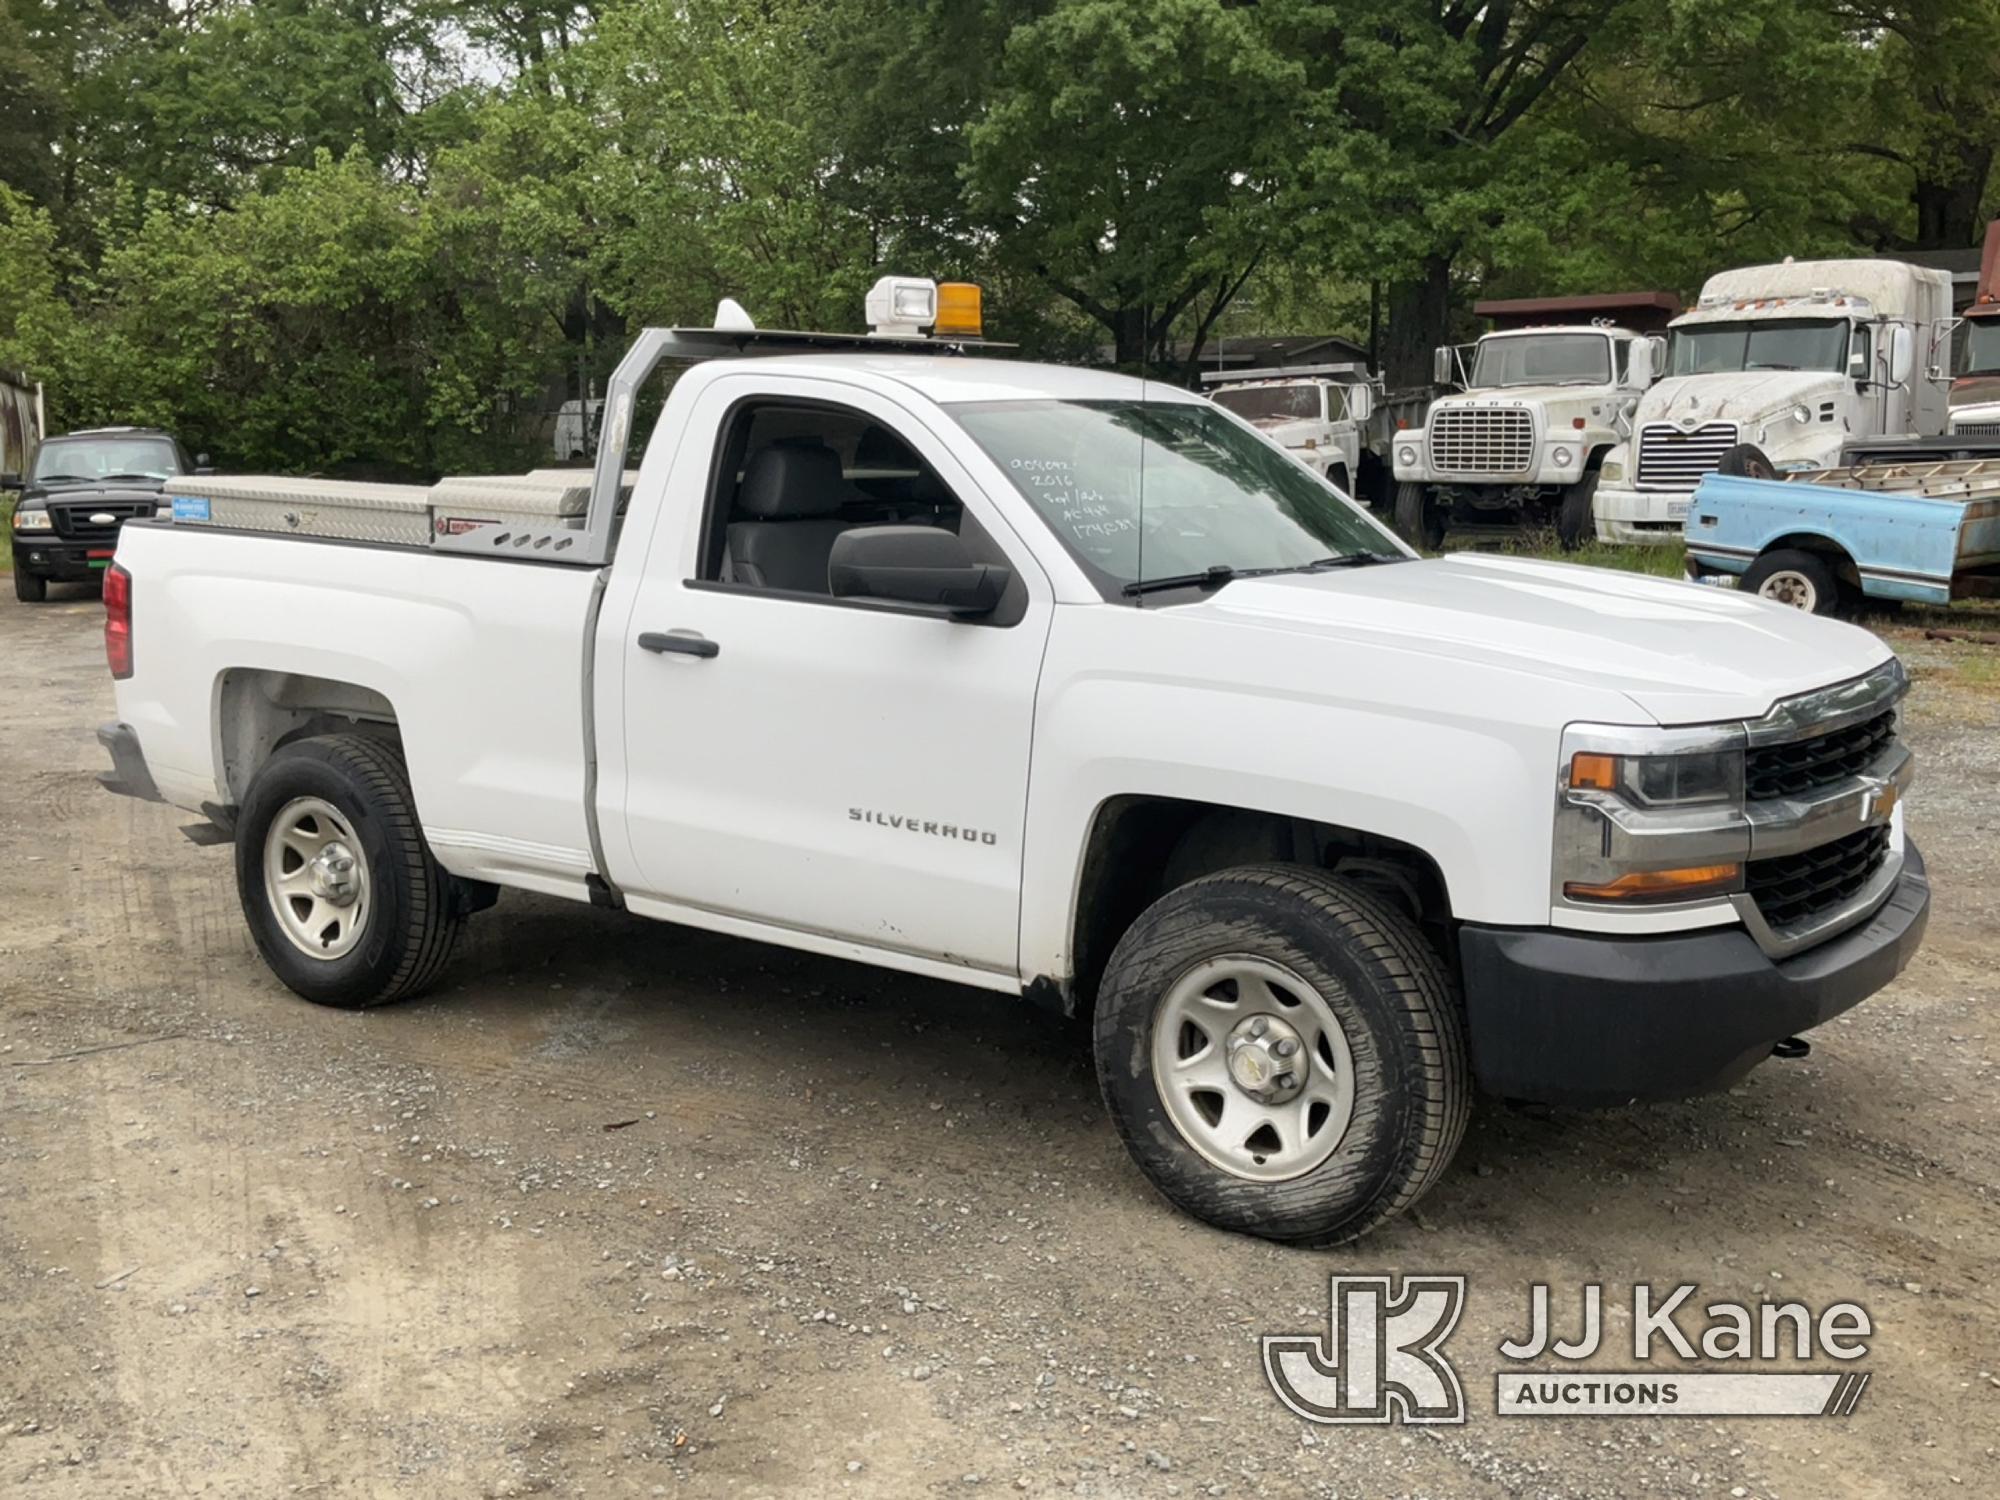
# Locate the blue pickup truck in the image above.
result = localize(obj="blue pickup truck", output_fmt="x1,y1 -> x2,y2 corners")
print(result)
1683,436 -> 2000,615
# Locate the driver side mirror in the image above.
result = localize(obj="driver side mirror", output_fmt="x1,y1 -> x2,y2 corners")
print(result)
195,453 -> 213,473
829,526 -> 1010,617
1887,325 -> 1914,387
1346,383 -> 1375,422
0,472 -> 22,492
1627,338 -> 1656,387
1431,346 -> 1456,388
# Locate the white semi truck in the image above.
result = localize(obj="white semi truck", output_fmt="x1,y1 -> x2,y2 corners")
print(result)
1595,258 -> 1955,543
1203,363 -> 1377,499
1390,322 -> 1662,548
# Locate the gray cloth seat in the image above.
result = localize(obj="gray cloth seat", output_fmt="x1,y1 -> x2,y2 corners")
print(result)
725,444 -> 857,592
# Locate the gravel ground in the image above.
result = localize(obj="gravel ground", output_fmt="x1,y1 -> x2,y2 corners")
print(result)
0,583 -> 1994,1498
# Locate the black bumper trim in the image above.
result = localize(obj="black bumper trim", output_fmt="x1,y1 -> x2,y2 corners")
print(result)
97,721 -> 164,804
1458,843 -> 1929,1104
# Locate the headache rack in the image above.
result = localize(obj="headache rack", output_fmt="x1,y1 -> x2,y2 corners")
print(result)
1785,455 -> 2000,499
161,309 -> 1011,567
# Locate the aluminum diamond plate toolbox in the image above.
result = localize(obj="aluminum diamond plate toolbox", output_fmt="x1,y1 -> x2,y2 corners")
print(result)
428,475 -> 592,539
161,476 -> 432,545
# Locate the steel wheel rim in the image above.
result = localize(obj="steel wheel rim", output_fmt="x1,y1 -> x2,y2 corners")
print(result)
1150,955 -> 1357,1183
1758,570 -> 1818,610
263,796 -> 371,960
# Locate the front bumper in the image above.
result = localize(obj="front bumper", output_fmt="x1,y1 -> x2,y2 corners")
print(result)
11,535 -> 117,581
1457,842 -> 1929,1104
1592,483 -> 1689,545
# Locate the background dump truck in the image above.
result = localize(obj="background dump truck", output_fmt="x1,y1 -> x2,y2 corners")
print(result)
1203,363 -> 1377,502
1947,220 -> 2000,438
1595,258 -> 1955,544
1389,292 -> 1678,549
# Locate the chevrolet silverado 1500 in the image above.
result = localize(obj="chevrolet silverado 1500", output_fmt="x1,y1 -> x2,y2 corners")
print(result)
95,281 -> 1930,1243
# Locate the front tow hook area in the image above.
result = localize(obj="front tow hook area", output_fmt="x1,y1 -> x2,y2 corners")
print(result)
1771,1036 -> 1811,1060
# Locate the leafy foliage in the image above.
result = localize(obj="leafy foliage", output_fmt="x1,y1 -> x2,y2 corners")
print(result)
0,0 -> 1992,470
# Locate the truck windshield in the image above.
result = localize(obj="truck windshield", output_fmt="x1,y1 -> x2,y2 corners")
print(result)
1469,334 -> 1610,388
1209,384 -> 1323,424
1959,316 -> 2000,375
31,436 -> 181,482
953,399 -> 1394,598
1667,318 -> 1850,376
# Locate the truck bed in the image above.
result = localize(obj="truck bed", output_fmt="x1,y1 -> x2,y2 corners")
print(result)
113,519 -> 604,899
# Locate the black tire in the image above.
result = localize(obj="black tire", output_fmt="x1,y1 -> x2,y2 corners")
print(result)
13,568 -> 46,602
234,734 -> 462,1007
1556,470 -> 1600,550
1740,547 -> 1842,616
1394,482 -> 1444,550
1093,865 -> 1470,1245
1327,464 -> 1351,496
1717,442 -> 1779,480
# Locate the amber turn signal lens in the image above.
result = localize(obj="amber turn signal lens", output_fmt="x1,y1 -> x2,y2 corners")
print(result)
1568,752 -> 1620,791
1563,864 -> 1741,903
934,282 -> 983,337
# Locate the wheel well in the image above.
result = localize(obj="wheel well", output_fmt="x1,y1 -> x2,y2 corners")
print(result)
215,669 -> 402,805
1757,534 -> 1861,593
1584,444 -> 1611,472
1064,796 -> 1454,1016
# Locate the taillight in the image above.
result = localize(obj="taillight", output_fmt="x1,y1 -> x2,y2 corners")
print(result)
104,563 -> 133,679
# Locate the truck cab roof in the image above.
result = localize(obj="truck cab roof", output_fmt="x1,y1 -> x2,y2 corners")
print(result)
690,352 -> 1197,408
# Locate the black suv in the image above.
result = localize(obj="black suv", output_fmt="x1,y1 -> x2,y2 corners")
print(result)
4,428 -> 206,602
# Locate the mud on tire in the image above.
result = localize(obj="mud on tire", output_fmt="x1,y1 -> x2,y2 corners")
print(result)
1093,864 -> 1470,1245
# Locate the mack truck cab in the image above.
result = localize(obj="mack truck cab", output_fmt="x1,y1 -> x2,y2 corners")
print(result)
1203,363 -> 1378,503
1596,258 -> 1954,544
1947,219 -> 2000,439
1390,312 -> 1665,550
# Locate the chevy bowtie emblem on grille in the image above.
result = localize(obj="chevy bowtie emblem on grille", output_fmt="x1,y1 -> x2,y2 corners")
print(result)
88,511 -> 117,525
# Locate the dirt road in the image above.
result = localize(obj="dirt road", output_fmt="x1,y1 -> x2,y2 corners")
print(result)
1,585 -> 1994,1497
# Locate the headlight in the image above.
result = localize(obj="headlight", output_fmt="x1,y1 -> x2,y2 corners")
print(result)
1602,458 -> 1625,483
1568,748 -> 1743,807
1551,445 -> 1574,467
1555,728 -> 1749,907
1397,445 -> 1417,467
1791,403 -> 1812,425
11,509 -> 51,531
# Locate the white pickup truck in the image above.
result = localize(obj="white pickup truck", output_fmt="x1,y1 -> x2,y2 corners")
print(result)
97,281 -> 1930,1244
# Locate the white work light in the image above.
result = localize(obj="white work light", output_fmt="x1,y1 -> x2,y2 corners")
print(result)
866,276 -> 939,337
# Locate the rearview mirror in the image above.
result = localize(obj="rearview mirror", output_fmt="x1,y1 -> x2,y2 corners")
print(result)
195,453 -> 213,472
1346,383 -> 1375,422
1431,346 -> 1455,387
829,526 -> 1010,617
0,472 -> 21,492
1887,325 -> 1913,387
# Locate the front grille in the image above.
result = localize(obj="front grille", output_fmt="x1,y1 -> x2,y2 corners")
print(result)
51,500 -> 154,546
1637,421 -> 1738,487
1747,824 -> 1891,931
1428,407 -> 1534,475
1746,708 -> 1897,800
1951,421 -> 2000,437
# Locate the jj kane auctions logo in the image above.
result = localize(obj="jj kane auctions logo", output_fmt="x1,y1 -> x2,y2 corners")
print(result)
1264,1277 -> 1875,1424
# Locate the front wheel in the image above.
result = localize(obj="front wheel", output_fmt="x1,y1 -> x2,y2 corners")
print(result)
1394,482 -> 1444,550
1093,865 -> 1470,1245
235,734 -> 463,1007
1556,471 -> 1600,550
1717,442 -> 1779,480
13,568 -> 46,602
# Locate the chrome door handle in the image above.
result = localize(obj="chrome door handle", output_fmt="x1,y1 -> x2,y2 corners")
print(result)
638,631 -> 719,659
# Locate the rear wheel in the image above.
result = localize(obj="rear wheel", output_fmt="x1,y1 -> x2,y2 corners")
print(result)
1741,548 -> 1841,616
235,734 -> 462,1007
1394,482 -> 1444,550
13,569 -> 46,602
1093,865 -> 1469,1245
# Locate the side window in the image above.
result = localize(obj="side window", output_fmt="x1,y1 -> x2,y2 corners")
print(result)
696,400 -> 1021,616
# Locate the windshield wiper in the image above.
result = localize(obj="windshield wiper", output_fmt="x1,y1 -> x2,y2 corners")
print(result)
1121,553 -> 1404,597
34,473 -> 88,483
1746,363 -> 1799,371
100,472 -> 163,482
1122,564 -> 1238,597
